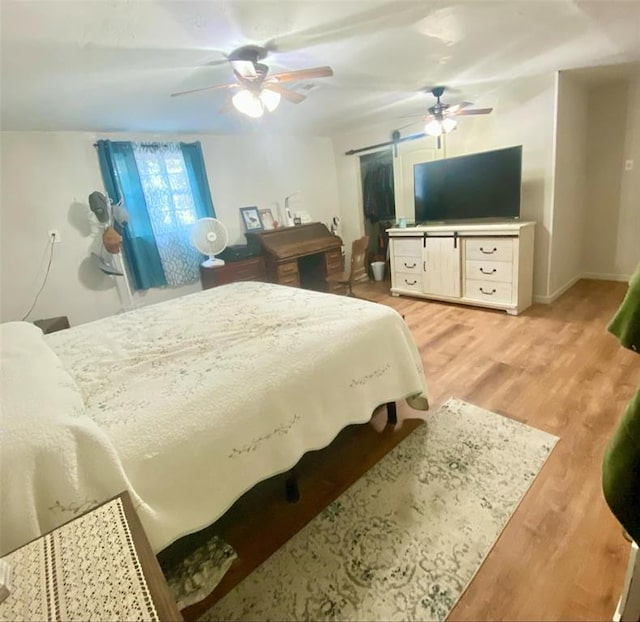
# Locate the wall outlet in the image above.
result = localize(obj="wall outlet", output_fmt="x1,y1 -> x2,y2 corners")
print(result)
48,229 -> 61,243
625,160 -> 634,171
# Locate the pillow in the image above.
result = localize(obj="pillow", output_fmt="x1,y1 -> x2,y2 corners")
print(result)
1,322 -> 94,554
0,321 -> 85,422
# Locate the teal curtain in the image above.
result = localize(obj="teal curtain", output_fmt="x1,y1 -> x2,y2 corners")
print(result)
96,140 -> 167,290
180,142 -> 217,219
95,140 -> 216,291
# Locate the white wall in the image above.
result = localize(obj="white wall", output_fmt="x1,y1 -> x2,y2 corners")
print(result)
548,72 -> 589,297
331,73 -> 557,299
331,124 -> 394,251
616,74 -> 640,277
582,75 -> 640,280
0,131 -> 340,326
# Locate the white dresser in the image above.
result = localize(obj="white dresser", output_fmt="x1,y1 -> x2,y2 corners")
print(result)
389,221 -> 535,315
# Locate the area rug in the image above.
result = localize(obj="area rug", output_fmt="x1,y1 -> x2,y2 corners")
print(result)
202,398 -> 558,622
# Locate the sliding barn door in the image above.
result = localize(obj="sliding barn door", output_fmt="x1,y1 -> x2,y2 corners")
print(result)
423,237 -> 461,298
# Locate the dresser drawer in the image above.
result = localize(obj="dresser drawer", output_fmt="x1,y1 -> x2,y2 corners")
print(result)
465,238 -> 514,262
200,257 -> 266,289
393,256 -> 421,274
392,237 -> 422,257
464,279 -> 513,304
465,259 -> 512,284
325,249 -> 343,273
279,273 -> 301,287
394,273 -> 422,292
277,261 -> 299,278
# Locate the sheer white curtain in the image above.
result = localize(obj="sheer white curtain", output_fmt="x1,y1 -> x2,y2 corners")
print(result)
132,142 -> 201,287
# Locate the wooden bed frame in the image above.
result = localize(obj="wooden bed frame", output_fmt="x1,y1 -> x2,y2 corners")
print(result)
284,401 -> 397,502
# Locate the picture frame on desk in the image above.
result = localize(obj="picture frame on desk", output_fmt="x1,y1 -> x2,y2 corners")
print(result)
259,208 -> 275,230
240,206 -> 263,232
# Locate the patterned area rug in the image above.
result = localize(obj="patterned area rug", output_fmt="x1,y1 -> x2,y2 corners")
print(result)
202,398 -> 558,622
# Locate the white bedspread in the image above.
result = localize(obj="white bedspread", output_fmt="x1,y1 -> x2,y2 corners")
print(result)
1,282 -> 427,555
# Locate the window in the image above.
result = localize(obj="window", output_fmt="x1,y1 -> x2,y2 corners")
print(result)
134,143 -> 201,287
96,140 -> 216,291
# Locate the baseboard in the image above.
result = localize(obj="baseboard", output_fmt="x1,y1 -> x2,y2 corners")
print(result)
581,272 -> 631,283
534,272 -> 631,305
534,274 -> 582,305
533,293 -> 552,304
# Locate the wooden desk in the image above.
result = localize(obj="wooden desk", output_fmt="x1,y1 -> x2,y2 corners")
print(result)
246,223 -> 344,292
0,491 -> 182,622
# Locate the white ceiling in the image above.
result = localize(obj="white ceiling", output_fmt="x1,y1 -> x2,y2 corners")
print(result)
1,1 -> 639,135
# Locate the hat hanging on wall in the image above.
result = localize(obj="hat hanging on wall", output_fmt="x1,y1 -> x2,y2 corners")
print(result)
88,190 -> 132,276
102,226 -> 122,254
87,191 -> 135,311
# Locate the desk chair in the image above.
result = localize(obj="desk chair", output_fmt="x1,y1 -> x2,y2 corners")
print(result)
326,235 -> 370,295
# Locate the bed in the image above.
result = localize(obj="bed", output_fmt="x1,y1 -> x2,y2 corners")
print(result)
0,281 -> 428,557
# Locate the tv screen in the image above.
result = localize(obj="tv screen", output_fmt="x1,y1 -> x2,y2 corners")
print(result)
414,145 -> 522,223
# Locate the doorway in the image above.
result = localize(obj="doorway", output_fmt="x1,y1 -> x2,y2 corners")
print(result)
359,149 -> 395,266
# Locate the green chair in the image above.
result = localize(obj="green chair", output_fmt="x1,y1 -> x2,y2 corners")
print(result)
602,263 -> 640,543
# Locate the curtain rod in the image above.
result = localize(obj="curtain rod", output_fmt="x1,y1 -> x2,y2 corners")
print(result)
344,131 -> 427,156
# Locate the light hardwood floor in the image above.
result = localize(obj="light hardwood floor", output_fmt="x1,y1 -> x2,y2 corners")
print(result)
177,278 -> 640,621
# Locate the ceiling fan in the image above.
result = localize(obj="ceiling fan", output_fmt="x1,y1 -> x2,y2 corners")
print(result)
345,86 -> 493,155
406,86 -> 493,148
424,86 -> 491,131
170,45 -> 334,118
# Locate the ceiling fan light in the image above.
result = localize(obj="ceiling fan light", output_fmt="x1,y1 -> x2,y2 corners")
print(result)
441,117 -> 457,133
232,89 -> 264,118
424,117 -> 458,137
259,89 -> 281,112
424,119 -> 444,137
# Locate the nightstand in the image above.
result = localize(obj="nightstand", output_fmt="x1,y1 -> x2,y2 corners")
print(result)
33,316 -> 70,334
0,491 -> 182,621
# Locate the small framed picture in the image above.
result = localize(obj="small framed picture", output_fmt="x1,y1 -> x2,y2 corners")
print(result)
259,208 -> 275,230
240,206 -> 263,232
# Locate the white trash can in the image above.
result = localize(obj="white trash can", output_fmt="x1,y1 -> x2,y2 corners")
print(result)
371,261 -> 385,282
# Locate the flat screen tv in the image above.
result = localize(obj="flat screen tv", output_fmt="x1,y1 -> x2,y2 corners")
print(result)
414,145 -> 522,223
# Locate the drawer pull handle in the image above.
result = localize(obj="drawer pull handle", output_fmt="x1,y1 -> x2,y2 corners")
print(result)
405,279 -> 417,286
403,262 -> 417,269
480,267 -> 497,275
480,247 -> 498,254
479,287 -> 497,295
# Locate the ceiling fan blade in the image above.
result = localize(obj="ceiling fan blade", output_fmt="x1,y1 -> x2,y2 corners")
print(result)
264,83 -> 306,104
170,83 -> 237,98
455,108 -> 493,116
266,66 -> 333,83
447,101 -> 473,114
